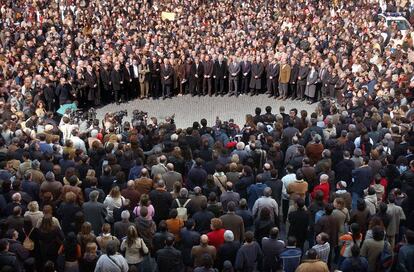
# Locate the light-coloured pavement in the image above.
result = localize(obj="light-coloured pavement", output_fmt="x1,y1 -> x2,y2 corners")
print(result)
96,94 -> 317,128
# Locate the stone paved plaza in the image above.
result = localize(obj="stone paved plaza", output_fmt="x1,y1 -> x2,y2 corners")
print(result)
96,94 -> 317,128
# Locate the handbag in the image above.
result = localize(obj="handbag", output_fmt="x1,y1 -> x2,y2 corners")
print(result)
23,228 -> 34,251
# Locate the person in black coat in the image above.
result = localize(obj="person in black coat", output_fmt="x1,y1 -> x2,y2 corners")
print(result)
156,236 -> 184,272
192,201 -> 215,234
43,79 -> 55,111
296,60 -> 309,101
180,219 -> 201,268
189,56 -> 204,96
213,54 -> 228,96
161,58 -> 174,99
287,198 -> 310,250
57,192 -> 82,234
289,58 -> 299,99
55,77 -> 72,106
149,56 -> 161,98
152,221 -> 174,255
149,180 -> 173,225
217,230 -> 241,270
85,65 -> 98,105
334,151 -> 355,185
122,61 -> 133,101
110,63 -> 123,104
0,239 -> 22,272
266,58 -> 279,97
240,56 -> 251,94
99,64 -> 112,104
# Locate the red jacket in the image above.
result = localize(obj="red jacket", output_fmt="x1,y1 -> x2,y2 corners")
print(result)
311,182 -> 330,203
207,229 -> 225,249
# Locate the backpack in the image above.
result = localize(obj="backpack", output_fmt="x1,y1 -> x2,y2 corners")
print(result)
376,241 -> 393,272
176,198 -> 191,221
315,210 -> 325,223
23,228 -> 34,251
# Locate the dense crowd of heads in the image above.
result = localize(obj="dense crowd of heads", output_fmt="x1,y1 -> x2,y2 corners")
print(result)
1,0 -> 414,272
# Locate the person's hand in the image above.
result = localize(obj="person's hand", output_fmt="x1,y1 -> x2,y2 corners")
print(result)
213,76 -> 216,78
269,76 -> 273,79
224,76 -> 226,79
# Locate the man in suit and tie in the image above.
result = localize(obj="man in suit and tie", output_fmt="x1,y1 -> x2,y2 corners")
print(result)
240,56 -> 251,95
319,60 -> 331,99
122,61 -> 133,101
100,63 -> 112,104
266,57 -> 279,98
213,54 -> 228,96
279,58 -> 291,100
228,56 -> 240,96
150,56 -> 161,99
296,60 -> 309,101
289,58 -> 299,100
110,63 -> 123,104
161,58 -> 174,99
203,55 -> 214,96
131,59 -> 140,99
190,56 -> 204,96
249,56 -> 264,96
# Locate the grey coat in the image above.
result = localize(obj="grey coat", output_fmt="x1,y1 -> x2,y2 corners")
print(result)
305,68 -> 318,98
249,62 -> 264,89
82,201 -> 107,235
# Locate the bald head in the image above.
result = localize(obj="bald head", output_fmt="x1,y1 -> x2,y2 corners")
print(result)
167,163 -> 174,171
200,234 -> 209,245
264,187 -> 272,197
127,180 -> 135,188
159,155 -> 167,164
141,168 -> 148,177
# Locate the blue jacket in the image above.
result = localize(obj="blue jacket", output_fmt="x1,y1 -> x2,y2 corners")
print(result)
398,244 -> 414,272
247,183 -> 268,210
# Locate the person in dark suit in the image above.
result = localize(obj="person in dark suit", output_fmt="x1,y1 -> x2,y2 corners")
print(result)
297,60 -> 309,101
240,56 -> 251,95
149,56 -> 161,99
289,58 -> 299,99
110,63 -> 123,104
203,55 -> 214,96
287,198 -> 309,250
156,236 -> 184,272
213,54 -> 228,96
85,65 -> 98,105
328,68 -> 338,98
266,58 -> 279,98
228,56 -> 240,96
122,61 -> 133,102
149,180 -> 173,225
161,58 -> 174,99
55,77 -> 72,106
180,219 -> 201,269
319,61 -> 331,99
190,56 -> 204,96
249,56 -> 264,96
43,79 -> 55,111
99,63 -> 112,104
131,59 -> 140,99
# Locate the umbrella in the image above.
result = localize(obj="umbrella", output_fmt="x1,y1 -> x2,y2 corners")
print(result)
57,103 -> 77,115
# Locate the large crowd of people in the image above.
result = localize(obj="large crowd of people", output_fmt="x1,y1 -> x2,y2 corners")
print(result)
1,0 -> 414,271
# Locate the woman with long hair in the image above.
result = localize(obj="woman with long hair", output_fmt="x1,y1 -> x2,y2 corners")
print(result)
77,222 -> 96,254
120,225 -> 149,269
58,232 -> 82,272
103,186 -> 125,223
34,215 -> 64,270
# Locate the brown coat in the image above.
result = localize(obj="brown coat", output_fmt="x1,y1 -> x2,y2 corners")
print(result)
219,212 -> 245,242
296,259 -> 329,272
287,180 -> 308,201
305,143 -> 324,166
279,64 -> 291,83
191,244 -> 217,267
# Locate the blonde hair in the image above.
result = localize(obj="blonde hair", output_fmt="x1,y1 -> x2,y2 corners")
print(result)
28,201 -> 39,212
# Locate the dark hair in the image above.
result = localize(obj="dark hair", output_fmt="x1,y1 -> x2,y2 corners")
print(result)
372,226 -> 385,241
325,203 -> 334,215
307,248 -> 318,259
287,236 -> 296,246
106,240 -> 118,255
0,238 -> 8,251
245,231 -> 254,243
